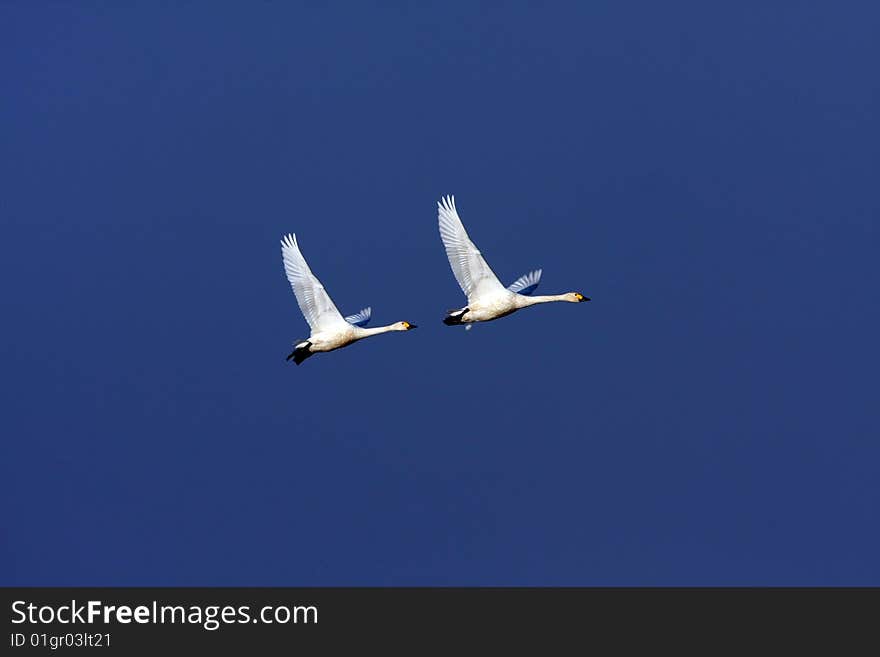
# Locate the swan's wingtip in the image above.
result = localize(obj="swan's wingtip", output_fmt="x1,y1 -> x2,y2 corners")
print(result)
438,194 -> 456,211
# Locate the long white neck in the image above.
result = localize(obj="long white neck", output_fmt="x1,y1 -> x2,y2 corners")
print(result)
516,293 -> 573,308
353,324 -> 401,339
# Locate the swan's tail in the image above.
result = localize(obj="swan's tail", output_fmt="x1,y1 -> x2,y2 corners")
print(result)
442,307 -> 469,326
286,340 -> 313,365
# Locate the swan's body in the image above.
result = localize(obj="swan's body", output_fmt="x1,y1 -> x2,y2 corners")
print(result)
280,233 -> 416,364
437,195 -> 589,326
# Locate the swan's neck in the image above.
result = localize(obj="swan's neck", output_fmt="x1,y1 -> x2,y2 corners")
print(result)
353,324 -> 400,339
517,294 -> 571,308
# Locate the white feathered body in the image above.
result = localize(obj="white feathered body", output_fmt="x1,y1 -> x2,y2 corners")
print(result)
302,326 -> 358,352
459,290 -> 519,323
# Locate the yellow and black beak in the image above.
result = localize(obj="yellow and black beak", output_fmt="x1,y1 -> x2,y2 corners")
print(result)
404,322 -> 418,329
576,293 -> 590,302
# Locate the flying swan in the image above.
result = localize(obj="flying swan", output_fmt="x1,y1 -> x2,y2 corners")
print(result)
281,233 -> 416,364
437,195 -> 589,327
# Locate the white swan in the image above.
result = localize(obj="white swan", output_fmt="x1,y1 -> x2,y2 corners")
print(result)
280,233 -> 416,365
437,195 -> 589,327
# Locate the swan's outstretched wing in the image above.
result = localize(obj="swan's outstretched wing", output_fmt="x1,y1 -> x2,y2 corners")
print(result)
507,269 -> 543,296
281,233 -> 348,332
344,307 -> 371,327
437,195 -> 507,303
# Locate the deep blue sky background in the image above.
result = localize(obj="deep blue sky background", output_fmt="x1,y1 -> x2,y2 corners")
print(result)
2,2 -> 878,585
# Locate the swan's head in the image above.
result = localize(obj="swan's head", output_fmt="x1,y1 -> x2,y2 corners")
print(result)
394,321 -> 418,331
569,292 -> 591,303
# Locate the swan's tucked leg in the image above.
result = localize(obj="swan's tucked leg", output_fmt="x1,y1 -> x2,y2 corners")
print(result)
286,340 -> 314,365
443,307 -> 469,326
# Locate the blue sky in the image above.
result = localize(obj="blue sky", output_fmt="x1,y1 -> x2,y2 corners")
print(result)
2,2 -> 878,585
